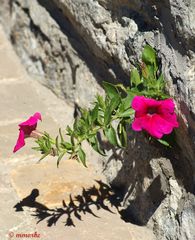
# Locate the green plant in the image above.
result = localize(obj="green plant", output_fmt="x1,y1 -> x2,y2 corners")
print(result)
15,45 -> 178,167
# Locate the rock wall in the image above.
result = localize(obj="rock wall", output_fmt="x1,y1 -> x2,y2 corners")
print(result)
0,0 -> 195,239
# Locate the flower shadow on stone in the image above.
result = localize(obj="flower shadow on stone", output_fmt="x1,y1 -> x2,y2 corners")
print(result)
14,189 -> 49,212
14,181 -> 123,227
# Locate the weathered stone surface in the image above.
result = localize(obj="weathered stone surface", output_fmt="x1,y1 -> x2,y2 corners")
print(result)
11,159 -> 103,207
178,193 -> 195,240
0,25 -> 155,240
1,0 -> 104,108
0,0 -> 195,239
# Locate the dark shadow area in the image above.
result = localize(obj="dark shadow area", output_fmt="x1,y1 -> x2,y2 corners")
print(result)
154,0 -> 188,55
14,189 -> 49,212
14,181 -> 123,227
103,123 -> 195,226
92,131 -> 168,225
119,175 -> 165,225
167,101 -> 195,194
99,0 -> 158,32
101,129 -> 195,225
111,140 -> 166,225
13,131 -> 195,227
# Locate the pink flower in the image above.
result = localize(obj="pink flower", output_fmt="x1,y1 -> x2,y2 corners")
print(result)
13,112 -> 42,153
131,96 -> 179,139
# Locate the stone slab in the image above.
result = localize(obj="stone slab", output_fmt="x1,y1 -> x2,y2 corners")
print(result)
10,158 -> 102,207
0,24 -> 155,240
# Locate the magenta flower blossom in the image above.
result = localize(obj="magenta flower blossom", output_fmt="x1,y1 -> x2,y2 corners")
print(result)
13,112 -> 42,153
131,96 -> 179,139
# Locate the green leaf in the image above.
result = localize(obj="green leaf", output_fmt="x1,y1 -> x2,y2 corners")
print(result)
32,146 -> 41,151
159,93 -> 170,99
117,108 -> 134,118
78,147 -> 87,167
66,125 -> 73,135
131,68 -> 141,87
156,73 -> 165,91
105,125 -> 118,146
57,151 -> 66,167
117,121 -> 127,147
142,45 -> 156,65
73,118 -> 87,136
126,87 -> 139,97
104,96 -> 121,126
118,92 -> 134,114
141,64 -> 156,83
70,134 -> 75,146
88,135 -> 106,156
87,114 -> 92,126
110,95 -> 121,112
80,108 -> 88,120
96,94 -> 105,110
104,108 -> 111,126
149,64 -> 155,77
59,128 -> 65,143
97,110 -> 104,126
91,103 -> 99,123
45,136 -> 52,149
115,83 -> 127,93
157,139 -> 171,148
55,136 -> 60,151
61,141 -> 72,150
102,81 -> 119,99
37,151 -> 50,163
104,109 -> 112,126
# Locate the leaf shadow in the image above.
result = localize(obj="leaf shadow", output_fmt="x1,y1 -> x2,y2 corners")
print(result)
14,180 -> 123,227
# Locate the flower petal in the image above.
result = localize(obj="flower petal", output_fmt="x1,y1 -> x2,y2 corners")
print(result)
132,118 -> 143,131
144,97 -> 160,108
140,115 -> 163,138
132,114 -> 174,139
150,115 -> 174,138
161,112 -> 179,128
131,96 -> 179,138
132,115 -> 157,136
19,112 -> 42,127
131,96 -> 147,111
33,112 -> 42,121
159,99 -> 175,114
13,130 -> 25,153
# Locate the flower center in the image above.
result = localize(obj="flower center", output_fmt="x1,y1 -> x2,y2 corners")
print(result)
147,106 -> 158,115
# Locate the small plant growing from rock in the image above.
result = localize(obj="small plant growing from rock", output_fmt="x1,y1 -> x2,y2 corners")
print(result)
13,45 -> 179,167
